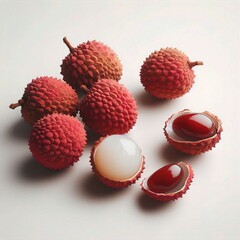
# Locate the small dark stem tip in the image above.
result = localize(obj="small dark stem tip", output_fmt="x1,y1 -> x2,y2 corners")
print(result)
9,99 -> 24,109
63,37 -> 75,53
80,85 -> 90,93
9,102 -> 20,109
188,61 -> 204,68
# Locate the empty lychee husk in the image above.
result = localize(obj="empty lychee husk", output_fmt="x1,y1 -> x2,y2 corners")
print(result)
90,135 -> 145,188
141,162 -> 194,201
164,109 -> 223,155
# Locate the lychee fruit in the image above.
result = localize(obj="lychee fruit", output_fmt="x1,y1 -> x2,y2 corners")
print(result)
141,162 -> 194,201
79,79 -> 138,136
91,135 -> 145,188
29,114 -> 87,170
140,48 -> 203,99
164,109 -> 223,155
60,37 -> 122,92
9,76 -> 79,125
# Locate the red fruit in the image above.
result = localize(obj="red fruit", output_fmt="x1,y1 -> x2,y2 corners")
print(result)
164,109 -> 223,155
61,37 -> 122,92
29,114 -> 87,170
9,76 -> 79,125
147,164 -> 183,193
172,113 -> 217,141
80,79 -> 138,136
141,162 -> 194,201
140,48 -> 203,99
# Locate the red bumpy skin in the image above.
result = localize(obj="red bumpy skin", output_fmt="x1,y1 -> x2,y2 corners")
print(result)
60,37 -> 122,92
29,114 -> 87,170
140,48 -> 203,99
79,79 -> 138,136
9,76 -> 79,125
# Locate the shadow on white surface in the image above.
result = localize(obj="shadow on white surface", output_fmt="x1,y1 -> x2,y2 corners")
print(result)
15,155 -> 70,183
136,192 -> 174,212
159,143 -> 198,164
7,118 -> 32,140
135,90 -> 173,108
78,172 -> 129,199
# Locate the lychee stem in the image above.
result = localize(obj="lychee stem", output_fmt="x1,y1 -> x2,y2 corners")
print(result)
63,37 -> 75,53
80,85 -> 90,93
188,61 -> 203,68
9,99 -> 24,109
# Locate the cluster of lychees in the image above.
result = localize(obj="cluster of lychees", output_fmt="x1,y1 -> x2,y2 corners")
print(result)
10,37 -> 222,201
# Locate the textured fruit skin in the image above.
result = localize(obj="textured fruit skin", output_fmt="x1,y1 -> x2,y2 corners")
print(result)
90,137 -> 145,188
140,48 -> 201,99
61,39 -> 122,92
79,79 -> 138,136
164,110 -> 223,155
141,162 -> 194,201
29,114 -> 87,170
11,76 -> 79,125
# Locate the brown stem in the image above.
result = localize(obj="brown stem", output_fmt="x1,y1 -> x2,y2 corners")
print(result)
63,37 -> 75,53
9,99 -> 24,109
9,102 -> 20,109
80,85 -> 90,93
188,61 -> 203,68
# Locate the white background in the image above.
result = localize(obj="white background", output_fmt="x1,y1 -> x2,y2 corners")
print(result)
0,1 -> 239,240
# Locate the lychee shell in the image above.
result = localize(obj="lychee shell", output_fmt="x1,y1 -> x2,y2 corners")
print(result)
29,114 -> 86,170
164,110 -> 223,155
140,48 -> 201,99
79,79 -> 138,136
141,162 -> 194,201
11,76 -> 79,125
61,39 -> 122,92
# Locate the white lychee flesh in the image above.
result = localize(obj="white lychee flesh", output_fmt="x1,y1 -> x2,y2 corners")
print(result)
93,135 -> 143,182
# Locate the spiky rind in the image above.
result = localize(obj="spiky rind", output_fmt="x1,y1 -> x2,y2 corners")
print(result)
29,114 -> 87,170
90,136 -> 145,188
164,110 -> 223,155
61,40 -> 122,92
12,76 -> 79,125
79,79 -> 138,136
140,48 -> 199,99
141,163 -> 194,201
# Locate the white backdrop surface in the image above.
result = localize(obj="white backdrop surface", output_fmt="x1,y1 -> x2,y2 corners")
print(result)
0,1 -> 239,240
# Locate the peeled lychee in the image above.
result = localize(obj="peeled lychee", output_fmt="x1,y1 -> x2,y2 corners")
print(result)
91,135 -> 145,188
61,37 -> 122,92
140,48 -> 203,99
9,76 -> 79,125
29,114 -> 87,170
79,79 -> 137,136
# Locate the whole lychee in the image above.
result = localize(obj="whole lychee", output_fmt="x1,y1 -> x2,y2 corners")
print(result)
29,114 -> 87,170
60,37 -> 122,92
79,79 -> 137,136
140,48 -> 203,99
9,76 -> 79,125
